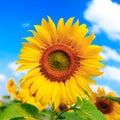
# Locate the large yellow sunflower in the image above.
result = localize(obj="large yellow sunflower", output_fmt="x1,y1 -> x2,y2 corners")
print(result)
17,16 -> 104,110
93,87 -> 120,120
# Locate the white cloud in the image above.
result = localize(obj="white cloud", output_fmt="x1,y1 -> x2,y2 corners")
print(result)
0,85 -> 5,97
22,23 -> 30,27
103,65 -> 120,82
0,85 -> 4,91
84,0 -> 120,40
0,74 -> 6,82
8,61 -> 18,71
101,46 -> 120,62
90,85 -> 112,93
8,61 -> 26,77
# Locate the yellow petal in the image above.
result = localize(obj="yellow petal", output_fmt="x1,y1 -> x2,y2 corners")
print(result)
75,75 -> 92,93
70,77 -> 85,98
41,17 -> 57,42
81,66 -> 103,76
21,77 -> 35,89
83,45 -> 103,56
18,53 -> 40,62
22,67 -> 40,79
57,18 -> 64,31
97,87 -> 106,96
29,79 -> 42,95
34,25 -> 51,44
65,17 -> 74,30
75,33 -> 96,50
68,24 -> 88,46
84,55 -> 104,61
35,79 -> 53,107
7,78 -> 17,94
60,82 -> 72,105
21,48 -> 40,56
23,37 -> 42,48
16,62 -> 40,71
52,82 -> 61,109
76,70 -> 96,85
29,30 -> 41,42
80,59 -> 104,68
16,60 -> 30,64
68,20 -> 79,35
76,24 -> 88,39
84,33 -> 96,46
22,42 -> 41,52
65,79 -> 77,103
30,73 -> 47,97
57,18 -> 65,41
51,82 -> 59,102
47,16 -> 56,34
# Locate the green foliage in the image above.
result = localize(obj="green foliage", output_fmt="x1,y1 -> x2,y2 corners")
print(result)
0,102 -> 39,120
102,96 -> 120,104
57,97 -> 106,120
0,105 -> 6,114
0,101 -> 52,120
0,98 -> 107,120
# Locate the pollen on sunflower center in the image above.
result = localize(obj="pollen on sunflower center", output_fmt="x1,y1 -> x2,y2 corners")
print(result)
48,50 -> 70,71
95,97 -> 113,114
41,45 -> 78,82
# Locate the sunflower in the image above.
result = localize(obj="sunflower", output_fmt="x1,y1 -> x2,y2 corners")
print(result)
17,16 -> 104,110
7,78 -> 44,110
7,78 -> 19,100
93,87 -> 120,120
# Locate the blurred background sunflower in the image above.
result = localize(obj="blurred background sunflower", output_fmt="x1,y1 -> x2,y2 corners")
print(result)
92,87 -> 120,120
7,78 -> 45,110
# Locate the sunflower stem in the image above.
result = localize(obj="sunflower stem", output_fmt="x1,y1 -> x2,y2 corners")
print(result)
55,108 -> 71,120
50,110 -> 56,120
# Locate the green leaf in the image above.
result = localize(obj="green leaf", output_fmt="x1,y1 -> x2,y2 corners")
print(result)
75,97 -> 82,106
58,98 -> 106,120
38,110 -> 51,120
102,96 -> 120,104
58,112 -> 83,120
0,102 -> 39,120
0,105 -> 6,115
2,95 -> 11,100
10,117 -> 25,120
21,103 -> 39,118
75,98 -> 106,120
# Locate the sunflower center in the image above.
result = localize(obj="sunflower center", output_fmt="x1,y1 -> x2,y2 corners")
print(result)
95,97 -> 113,114
48,50 -> 70,71
41,45 -> 78,82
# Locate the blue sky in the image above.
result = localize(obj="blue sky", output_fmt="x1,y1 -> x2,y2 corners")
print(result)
0,0 -> 120,96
